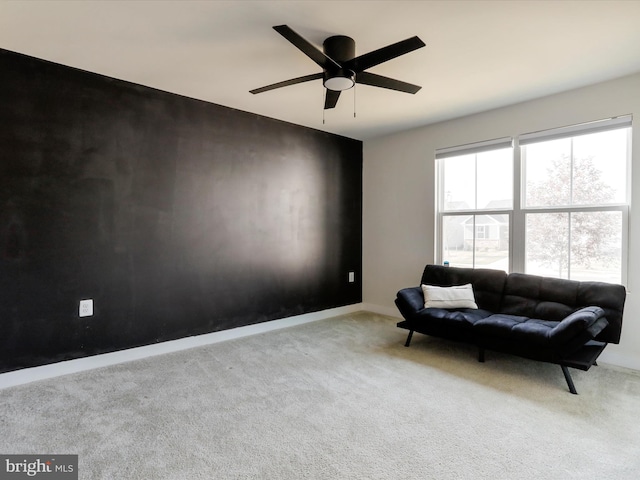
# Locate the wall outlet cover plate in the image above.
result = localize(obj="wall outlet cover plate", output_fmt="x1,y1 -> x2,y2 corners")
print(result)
79,299 -> 93,317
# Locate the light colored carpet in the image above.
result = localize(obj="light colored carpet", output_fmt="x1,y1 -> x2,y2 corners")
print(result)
1,312 -> 639,479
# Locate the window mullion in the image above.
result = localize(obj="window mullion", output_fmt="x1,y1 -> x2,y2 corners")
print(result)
474,153 -> 478,210
567,212 -> 572,280
569,138 -> 575,205
472,215 -> 476,268
512,138 -> 525,273
622,205 -> 629,286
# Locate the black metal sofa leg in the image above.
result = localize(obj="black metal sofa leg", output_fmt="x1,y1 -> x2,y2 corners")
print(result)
561,365 -> 578,395
404,330 -> 414,347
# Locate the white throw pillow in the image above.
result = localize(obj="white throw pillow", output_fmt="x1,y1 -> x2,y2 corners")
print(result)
422,283 -> 478,309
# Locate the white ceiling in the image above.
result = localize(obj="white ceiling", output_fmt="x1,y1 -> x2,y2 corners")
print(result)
2,0 -> 640,140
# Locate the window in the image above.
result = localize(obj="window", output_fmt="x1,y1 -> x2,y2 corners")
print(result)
437,138 -> 513,271
436,116 -> 631,284
520,118 -> 630,283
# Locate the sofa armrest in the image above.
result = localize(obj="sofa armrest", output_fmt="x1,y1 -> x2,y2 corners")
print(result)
549,306 -> 608,350
395,287 -> 424,319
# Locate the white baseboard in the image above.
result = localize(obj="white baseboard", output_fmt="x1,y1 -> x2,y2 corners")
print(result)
598,349 -> 640,372
0,303 -> 364,390
4,301 -> 636,389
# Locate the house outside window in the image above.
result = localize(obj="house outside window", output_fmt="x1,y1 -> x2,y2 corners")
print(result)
436,116 -> 631,284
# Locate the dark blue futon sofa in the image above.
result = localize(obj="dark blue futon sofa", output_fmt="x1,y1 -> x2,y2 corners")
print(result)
395,265 -> 626,394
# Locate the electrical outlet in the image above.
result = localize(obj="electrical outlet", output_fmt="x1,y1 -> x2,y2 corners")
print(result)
348,271 -> 355,283
79,299 -> 93,317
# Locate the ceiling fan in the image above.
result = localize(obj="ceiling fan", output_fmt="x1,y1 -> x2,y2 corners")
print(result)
250,25 -> 426,110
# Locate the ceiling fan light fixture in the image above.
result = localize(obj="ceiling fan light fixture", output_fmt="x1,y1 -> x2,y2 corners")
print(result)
324,74 -> 355,91
323,68 -> 355,91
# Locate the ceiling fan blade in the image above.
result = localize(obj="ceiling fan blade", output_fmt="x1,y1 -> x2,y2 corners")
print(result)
356,71 -> 422,94
324,89 -> 341,109
345,36 -> 425,73
250,72 -> 323,94
273,25 -> 341,70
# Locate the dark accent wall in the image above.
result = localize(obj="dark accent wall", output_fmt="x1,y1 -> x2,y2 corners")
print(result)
0,49 -> 362,373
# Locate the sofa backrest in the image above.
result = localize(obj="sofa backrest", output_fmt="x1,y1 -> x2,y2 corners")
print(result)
420,265 -> 626,344
501,273 -> 626,344
421,265 -> 506,313
500,273 -> 579,321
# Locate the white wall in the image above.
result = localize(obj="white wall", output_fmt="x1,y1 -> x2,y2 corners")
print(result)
363,72 -> 640,370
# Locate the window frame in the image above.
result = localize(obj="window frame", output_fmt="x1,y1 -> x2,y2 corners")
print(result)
435,116 -> 631,284
436,138 -> 514,271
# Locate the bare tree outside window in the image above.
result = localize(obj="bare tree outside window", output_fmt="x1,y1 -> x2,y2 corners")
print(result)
525,154 -> 622,282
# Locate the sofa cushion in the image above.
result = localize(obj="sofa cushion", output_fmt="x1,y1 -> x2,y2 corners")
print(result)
422,283 -> 478,309
474,314 -> 530,339
421,308 -> 492,325
410,307 -> 494,342
474,314 -> 558,347
511,319 -> 560,347
474,307 -> 609,354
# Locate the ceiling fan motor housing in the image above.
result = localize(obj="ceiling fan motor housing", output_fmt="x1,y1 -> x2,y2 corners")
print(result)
323,35 -> 356,91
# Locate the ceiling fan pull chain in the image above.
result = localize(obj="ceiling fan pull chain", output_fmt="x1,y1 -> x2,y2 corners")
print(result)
322,87 -> 325,124
353,82 -> 356,118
